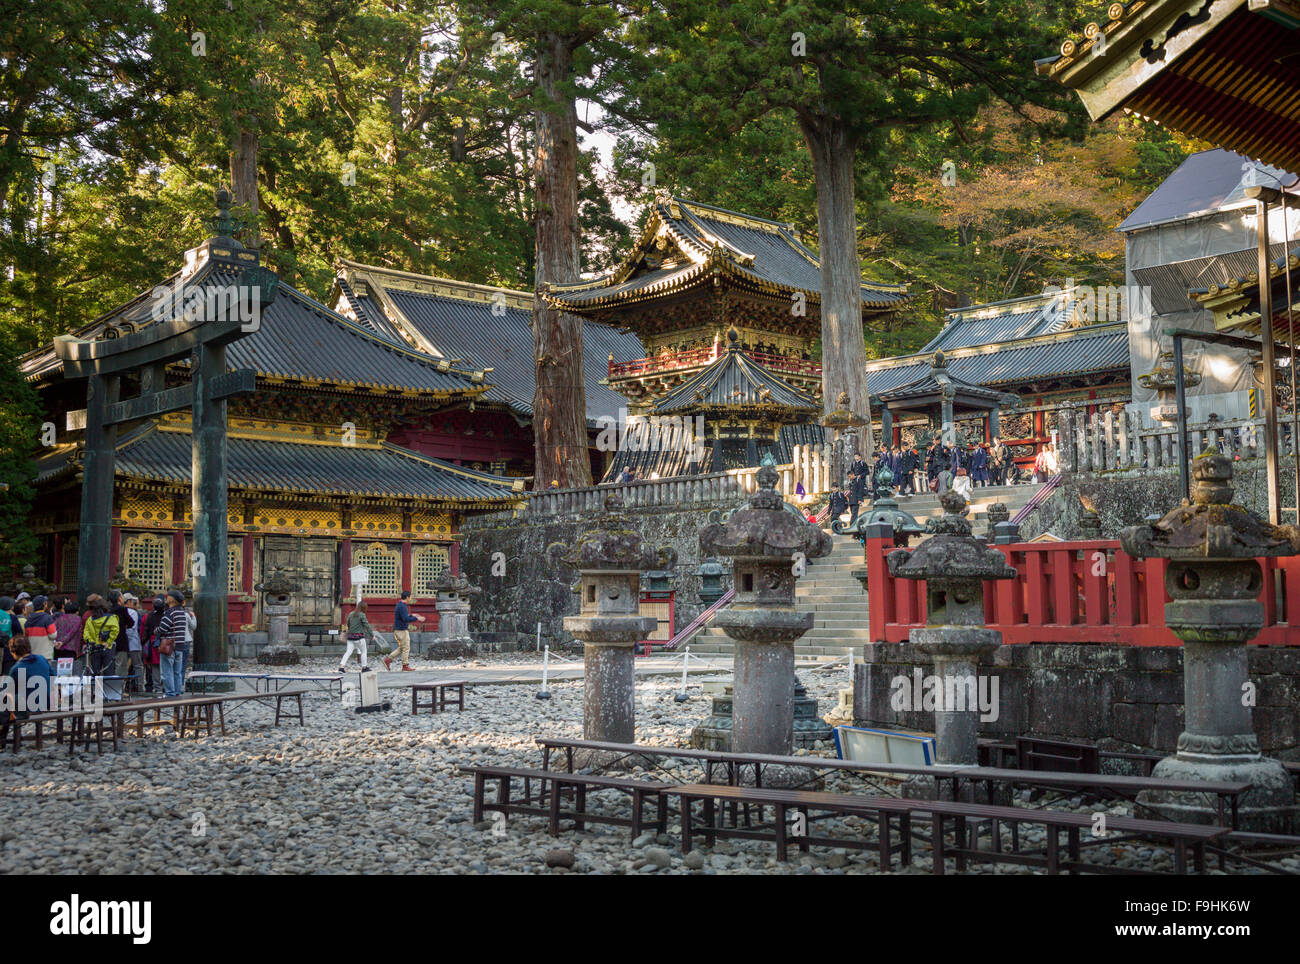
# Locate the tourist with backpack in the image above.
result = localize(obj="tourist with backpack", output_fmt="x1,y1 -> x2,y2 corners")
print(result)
81,594 -> 120,677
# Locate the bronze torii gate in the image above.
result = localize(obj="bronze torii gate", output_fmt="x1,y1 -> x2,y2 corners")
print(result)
54,196 -> 274,666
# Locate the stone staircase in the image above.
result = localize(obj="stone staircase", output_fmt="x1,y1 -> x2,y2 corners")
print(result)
684,482 -> 1045,658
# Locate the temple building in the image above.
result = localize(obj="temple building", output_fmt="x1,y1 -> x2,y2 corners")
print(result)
544,195 -> 910,478
330,259 -> 644,480
22,212 -> 525,632
864,288 -> 1131,468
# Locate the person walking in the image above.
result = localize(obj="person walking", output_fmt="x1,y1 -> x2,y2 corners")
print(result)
847,471 -> 867,525
899,446 -> 917,496
81,594 -> 120,678
340,599 -> 378,673
386,590 -> 424,672
827,487 -> 848,524
971,443 -> 989,487
156,589 -> 188,698
989,437 -> 1005,485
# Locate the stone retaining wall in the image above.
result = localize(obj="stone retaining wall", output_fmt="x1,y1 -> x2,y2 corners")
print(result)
853,641 -> 1300,759
1018,456 -> 1299,541
460,497 -> 746,644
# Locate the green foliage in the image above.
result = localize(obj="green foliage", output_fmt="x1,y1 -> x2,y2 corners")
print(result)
0,326 -> 42,573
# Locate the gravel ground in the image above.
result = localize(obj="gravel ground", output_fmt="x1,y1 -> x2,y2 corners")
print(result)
0,656 -> 1289,875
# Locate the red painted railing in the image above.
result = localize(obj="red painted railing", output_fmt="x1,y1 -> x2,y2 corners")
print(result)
665,588 -> 735,650
863,533 -> 1300,646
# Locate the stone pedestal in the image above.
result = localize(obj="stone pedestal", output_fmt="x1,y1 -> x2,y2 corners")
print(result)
425,573 -> 481,659
557,496 -> 674,750
254,570 -> 300,665
887,492 -> 1016,801
1122,453 -> 1300,832
691,679 -> 832,751
699,464 -> 831,768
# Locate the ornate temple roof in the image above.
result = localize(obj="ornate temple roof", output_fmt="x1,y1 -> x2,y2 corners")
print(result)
866,321 -> 1130,395
21,260 -> 491,399
651,335 -> 820,416
876,362 -> 1014,408
545,195 -> 909,317
922,289 -> 1084,352
332,260 -> 643,423
1038,1 -> 1300,172
35,421 -> 524,505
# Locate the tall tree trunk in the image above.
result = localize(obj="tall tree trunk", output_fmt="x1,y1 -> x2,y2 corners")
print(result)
229,123 -> 259,249
801,117 -> 872,461
531,32 -> 591,489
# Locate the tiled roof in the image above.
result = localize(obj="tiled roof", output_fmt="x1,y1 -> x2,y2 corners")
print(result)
866,323 -> 1130,395
21,259 -> 489,398
1119,149 -> 1297,233
924,291 -> 1079,352
652,344 -> 819,415
110,424 -> 522,503
877,370 -> 1010,404
333,262 -> 644,422
548,196 -> 909,311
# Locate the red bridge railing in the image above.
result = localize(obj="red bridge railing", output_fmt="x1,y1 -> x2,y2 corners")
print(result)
863,532 -> 1300,646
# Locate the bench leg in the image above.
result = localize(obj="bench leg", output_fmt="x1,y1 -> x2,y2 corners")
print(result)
681,797 -> 693,854
901,814 -> 912,865
1046,827 -> 1059,875
574,785 -> 587,833
473,773 -> 485,824
775,803 -> 788,862
954,816 -> 966,872
798,807 -> 809,854
631,790 -> 643,841
656,791 -> 667,836
548,779 -> 561,835
878,813 -> 892,870
703,796 -> 716,849
1194,841 -> 1205,874
1068,827 -> 1080,865
992,819 -> 1002,854
1174,840 -> 1187,875
34,720 -> 43,751
931,815 -> 945,875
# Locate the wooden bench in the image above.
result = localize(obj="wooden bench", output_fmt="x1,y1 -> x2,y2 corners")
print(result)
466,765 -> 671,839
106,689 -> 311,739
412,681 -> 465,714
667,783 -> 1229,874
536,738 -> 1253,833
3,709 -> 117,754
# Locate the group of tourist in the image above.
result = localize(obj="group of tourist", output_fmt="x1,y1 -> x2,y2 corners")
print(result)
0,587 -> 198,703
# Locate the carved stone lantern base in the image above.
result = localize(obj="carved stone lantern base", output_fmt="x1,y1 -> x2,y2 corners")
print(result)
258,600 -> 301,665
690,679 -> 832,755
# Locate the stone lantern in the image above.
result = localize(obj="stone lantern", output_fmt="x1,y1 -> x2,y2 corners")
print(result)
561,495 -> 676,744
426,572 -> 480,657
254,567 -> 301,665
1139,348 -> 1200,424
696,558 -> 726,607
1120,452 -> 1300,831
699,464 -> 831,755
887,491 -> 1016,779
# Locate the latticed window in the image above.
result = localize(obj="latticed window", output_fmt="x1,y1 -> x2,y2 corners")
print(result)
122,534 -> 171,595
355,543 -> 400,597
412,545 -> 450,598
60,538 -> 79,593
228,540 -> 242,593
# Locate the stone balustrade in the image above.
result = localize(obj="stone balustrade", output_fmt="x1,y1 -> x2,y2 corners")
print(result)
1058,407 -> 1299,474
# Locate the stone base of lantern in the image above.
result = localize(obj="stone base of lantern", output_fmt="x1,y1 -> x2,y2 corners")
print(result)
1139,749 -> 1297,834
257,645 -> 300,665
689,679 -> 832,757
259,605 -> 302,664
565,614 -> 654,764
